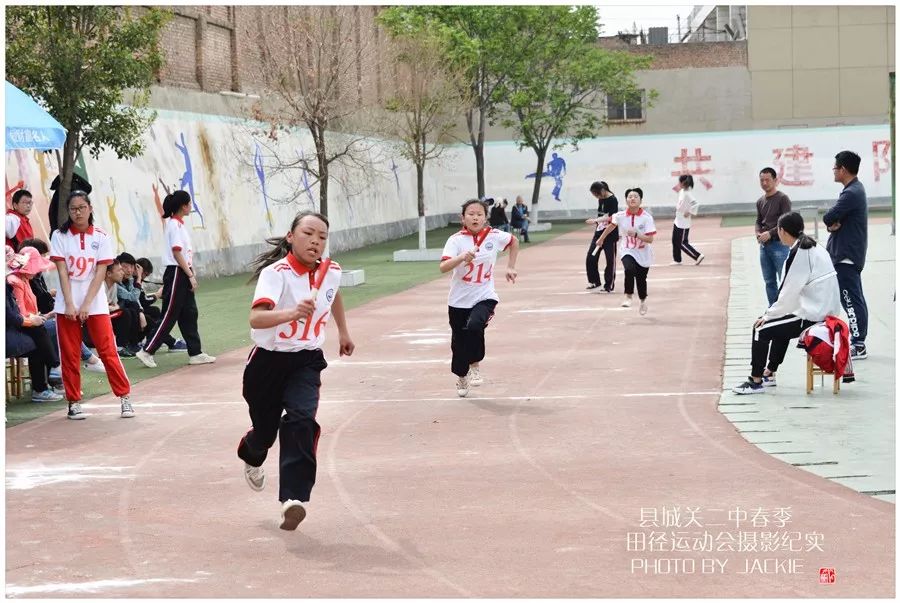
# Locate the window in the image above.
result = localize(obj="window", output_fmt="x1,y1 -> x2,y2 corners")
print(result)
606,90 -> 644,122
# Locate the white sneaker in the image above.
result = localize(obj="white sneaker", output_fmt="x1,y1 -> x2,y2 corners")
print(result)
188,353 -> 216,365
761,374 -> 776,387
468,366 -> 483,386
621,296 -> 633,308
639,300 -> 648,316
32,389 -> 63,403
135,349 -> 157,368
120,396 -> 135,418
695,254 -> 705,265
669,261 -> 682,266
84,359 -> 106,373
67,403 -> 87,420
244,463 -> 265,491
456,375 -> 469,397
279,500 -> 307,530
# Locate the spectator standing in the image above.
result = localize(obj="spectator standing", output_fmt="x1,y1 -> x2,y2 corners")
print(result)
756,167 -> 792,305
823,150 -> 869,360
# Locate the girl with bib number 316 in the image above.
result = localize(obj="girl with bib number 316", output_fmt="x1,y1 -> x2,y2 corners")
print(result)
237,211 -> 354,531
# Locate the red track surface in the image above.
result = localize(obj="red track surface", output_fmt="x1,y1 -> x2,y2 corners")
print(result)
6,219 -> 894,597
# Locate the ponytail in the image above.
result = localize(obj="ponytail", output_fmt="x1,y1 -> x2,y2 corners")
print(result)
162,190 -> 191,219
248,210 -> 330,283
777,211 -> 817,249
248,235 -> 292,282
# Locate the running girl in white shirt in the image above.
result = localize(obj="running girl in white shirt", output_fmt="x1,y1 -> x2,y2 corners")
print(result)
136,190 -> 215,368
594,187 -> 657,316
440,199 -> 519,397
50,191 -> 133,420
237,211 -> 355,530
671,174 -> 704,265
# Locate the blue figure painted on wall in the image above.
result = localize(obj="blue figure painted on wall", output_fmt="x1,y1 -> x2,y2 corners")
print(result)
175,132 -> 205,228
254,143 -> 273,228
525,152 -> 567,201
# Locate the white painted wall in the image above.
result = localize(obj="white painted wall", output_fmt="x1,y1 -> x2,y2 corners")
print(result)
6,107 -> 890,275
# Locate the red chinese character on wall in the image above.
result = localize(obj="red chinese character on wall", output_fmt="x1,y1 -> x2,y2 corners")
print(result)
772,145 -> 814,186
671,148 -> 714,190
873,140 -> 891,182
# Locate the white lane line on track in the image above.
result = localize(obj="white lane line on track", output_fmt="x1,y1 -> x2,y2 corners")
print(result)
6,578 -> 200,597
80,391 -> 721,413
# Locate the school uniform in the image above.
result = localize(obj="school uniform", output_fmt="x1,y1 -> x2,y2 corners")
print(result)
671,189 -> 702,262
237,254 -> 343,504
587,195 -> 618,290
441,228 -> 514,377
143,215 -> 203,355
749,240 -> 842,377
49,225 -> 130,402
611,209 -> 657,300
6,210 -> 33,251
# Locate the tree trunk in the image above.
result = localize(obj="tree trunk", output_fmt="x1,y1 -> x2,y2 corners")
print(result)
416,159 -> 426,250
474,126 -> 484,199
530,149 -> 546,224
313,127 -> 329,218
57,133 -> 79,227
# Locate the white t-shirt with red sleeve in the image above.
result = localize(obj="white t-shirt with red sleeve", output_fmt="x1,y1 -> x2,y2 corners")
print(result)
162,216 -> 193,268
49,225 -> 115,315
441,228 -> 514,308
249,253 -> 343,352
612,208 -> 657,268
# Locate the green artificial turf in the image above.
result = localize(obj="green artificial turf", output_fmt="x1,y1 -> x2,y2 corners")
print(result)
6,221 -> 586,426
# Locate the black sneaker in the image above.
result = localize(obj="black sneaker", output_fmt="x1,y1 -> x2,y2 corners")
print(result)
732,378 -> 765,395
850,343 -> 867,360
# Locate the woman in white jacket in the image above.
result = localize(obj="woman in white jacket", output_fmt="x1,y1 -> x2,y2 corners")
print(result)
671,175 -> 704,265
733,211 -> 842,394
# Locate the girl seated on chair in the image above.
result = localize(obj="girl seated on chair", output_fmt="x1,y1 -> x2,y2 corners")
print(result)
732,212 -> 842,394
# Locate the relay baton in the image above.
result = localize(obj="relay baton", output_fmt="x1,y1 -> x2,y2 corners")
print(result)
309,257 -> 333,299
591,241 -> 602,257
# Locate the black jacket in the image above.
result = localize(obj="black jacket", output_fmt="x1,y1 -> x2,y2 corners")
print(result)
599,194 -> 619,241
489,205 -> 508,227
823,178 -> 868,270
6,283 -> 36,358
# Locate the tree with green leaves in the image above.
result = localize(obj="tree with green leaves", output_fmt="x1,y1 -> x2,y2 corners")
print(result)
377,15 -> 468,250
378,6 -> 520,199
6,6 -> 169,226
498,6 -> 652,222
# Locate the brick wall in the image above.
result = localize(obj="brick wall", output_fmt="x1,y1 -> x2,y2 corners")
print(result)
598,37 -> 748,70
152,8 -> 747,100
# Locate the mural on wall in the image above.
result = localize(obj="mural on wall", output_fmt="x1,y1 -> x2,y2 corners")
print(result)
5,106 -> 892,275
253,142 -> 274,228
525,152 -> 567,201
174,131 -> 205,229
105,178 -> 127,250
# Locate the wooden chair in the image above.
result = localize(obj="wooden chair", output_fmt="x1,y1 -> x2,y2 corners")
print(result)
806,354 -> 840,395
6,357 -> 28,399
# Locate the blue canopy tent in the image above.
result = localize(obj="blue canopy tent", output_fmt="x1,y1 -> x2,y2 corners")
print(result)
5,81 -> 67,150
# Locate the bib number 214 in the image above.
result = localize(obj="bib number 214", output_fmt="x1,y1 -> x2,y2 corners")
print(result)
462,262 -> 493,284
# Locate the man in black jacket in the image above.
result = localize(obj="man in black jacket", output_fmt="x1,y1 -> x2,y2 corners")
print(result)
823,150 -> 869,359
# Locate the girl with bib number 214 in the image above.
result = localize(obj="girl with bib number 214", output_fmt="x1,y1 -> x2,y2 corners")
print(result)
440,199 -> 519,398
